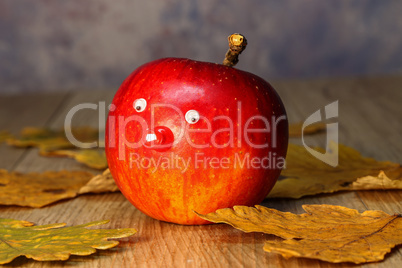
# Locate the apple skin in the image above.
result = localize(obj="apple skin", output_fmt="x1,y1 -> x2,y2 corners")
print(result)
106,58 -> 288,225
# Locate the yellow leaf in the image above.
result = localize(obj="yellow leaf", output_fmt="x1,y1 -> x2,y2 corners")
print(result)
196,205 -> 402,264
0,169 -> 94,207
288,122 -> 326,137
0,219 -> 136,264
41,149 -> 108,170
267,143 -> 402,198
78,169 -> 119,194
7,127 -> 99,152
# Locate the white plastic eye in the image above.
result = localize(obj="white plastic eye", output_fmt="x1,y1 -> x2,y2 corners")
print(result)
133,98 -> 147,112
185,110 -> 200,124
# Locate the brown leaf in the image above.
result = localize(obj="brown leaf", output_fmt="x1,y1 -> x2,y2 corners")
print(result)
267,143 -> 402,198
78,169 -> 119,194
0,219 -> 136,264
0,169 -> 94,207
7,127 -> 99,152
288,121 -> 326,137
41,149 -> 108,170
196,205 -> 402,264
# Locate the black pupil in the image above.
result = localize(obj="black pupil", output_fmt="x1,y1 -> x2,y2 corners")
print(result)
136,106 -> 141,110
191,117 -> 196,122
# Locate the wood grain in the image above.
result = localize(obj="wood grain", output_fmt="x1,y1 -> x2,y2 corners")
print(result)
0,75 -> 401,267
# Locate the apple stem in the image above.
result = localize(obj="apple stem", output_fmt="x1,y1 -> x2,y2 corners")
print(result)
222,33 -> 247,67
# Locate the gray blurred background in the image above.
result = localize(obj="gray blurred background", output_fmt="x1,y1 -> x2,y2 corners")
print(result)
1,0 -> 401,93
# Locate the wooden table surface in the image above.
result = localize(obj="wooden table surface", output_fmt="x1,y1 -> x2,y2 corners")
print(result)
0,75 -> 401,267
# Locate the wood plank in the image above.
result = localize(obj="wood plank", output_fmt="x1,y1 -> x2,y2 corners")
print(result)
11,90 -> 114,173
0,92 -> 69,170
1,75 -> 401,267
272,75 -> 402,162
273,76 -> 402,265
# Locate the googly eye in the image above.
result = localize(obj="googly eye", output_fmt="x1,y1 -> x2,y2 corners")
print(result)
133,98 -> 147,112
185,110 -> 200,124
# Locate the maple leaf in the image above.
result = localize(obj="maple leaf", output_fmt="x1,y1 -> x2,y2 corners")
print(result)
288,121 -> 326,137
0,219 -> 136,264
0,169 -> 94,207
41,149 -> 108,170
78,169 -> 119,194
196,205 -> 402,264
7,127 -> 99,153
267,143 -> 402,198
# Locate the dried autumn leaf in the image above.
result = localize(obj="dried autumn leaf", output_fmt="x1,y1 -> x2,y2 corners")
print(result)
7,127 -> 99,152
7,127 -> 71,152
196,205 -> 402,264
0,219 -> 136,264
267,143 -> 402,198
0,131 -> 13,144
0,169 -> 94,207
288,121 -> 326,137
0,169 -> 121,207
41,149 -> 108,169
79,169 -> 119,194
350,171 -> 402,189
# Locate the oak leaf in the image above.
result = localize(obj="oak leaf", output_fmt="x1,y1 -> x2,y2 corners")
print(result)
41,149 -> 108,170
288,121 -> 326,137
7,127 -> 99,153
196,205 -> 402,264
0,219 -> 136,264
0,169 -> 94,207
267,143 -> 402,198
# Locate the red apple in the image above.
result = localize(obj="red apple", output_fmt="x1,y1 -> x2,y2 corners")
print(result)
106,57 -> 288,225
